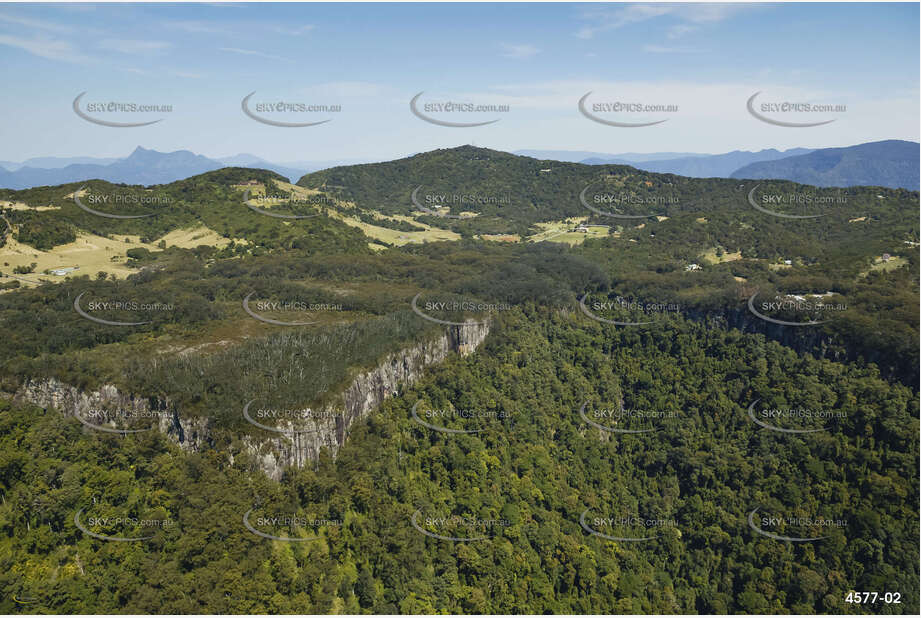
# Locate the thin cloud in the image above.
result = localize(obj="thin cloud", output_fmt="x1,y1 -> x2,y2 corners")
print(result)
0,11 -> 74,33
310,81 -> 385,98
576,4 -> 671,39
166,19 -> 313,37
98,39 -> 172,55
219,46 -> 292,62
681,3 -> 752,24
272,24 -> 315,35
643,44 -> 699,54
501,43 -> 539,59
0,34 -> 92,64
667,24 -> 698,39
167,20 -> 232,35
576,3 -> 753,40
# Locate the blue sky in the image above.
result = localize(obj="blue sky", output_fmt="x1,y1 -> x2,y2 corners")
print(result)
0,2 -> 918,162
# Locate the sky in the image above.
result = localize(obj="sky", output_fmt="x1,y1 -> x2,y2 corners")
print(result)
0,1 -> 918,163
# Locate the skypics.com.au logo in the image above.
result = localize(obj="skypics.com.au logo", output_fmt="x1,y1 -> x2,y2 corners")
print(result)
748,507 -> 846,542
241,92 -> 340,127
410,91 -> 509,127
242,189 -> 322,219
411,292 -> 511,326
410,509 -> 511,542
579,508 -> 678,542
73,187 -> 170,219
578,401 -> 678,434
411,186 -> 510,218
73,92 -> 171,127
73,507 -> 174,542
746,185 -> 848,219
242,292 -> 342,326
73,292 -> 174,326
243,508 -> 342,542
242,400 -> 338,435
411,400 -> 511,435
746,399 -> 846,434
578,92 -> 678,128
580,293 -> 680,326
75,407 -> 171,435
746,91 -> 846,128
580,179 -> 679,219
747,291 -> 847,327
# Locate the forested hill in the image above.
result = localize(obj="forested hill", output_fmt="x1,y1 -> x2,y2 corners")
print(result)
0,167 -> 371,256
298,145 -> 637,235
3,148 -> 919,387
296,145 -> 919,236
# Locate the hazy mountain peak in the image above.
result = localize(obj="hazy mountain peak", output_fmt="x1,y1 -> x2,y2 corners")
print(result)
731,139 -> 920,190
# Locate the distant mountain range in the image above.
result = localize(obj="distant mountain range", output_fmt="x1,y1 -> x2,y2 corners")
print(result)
0,148 -> 370,190
731,140 -> 919,191
2,141 -> 917,191
581,148 -> 815,177
0,147 -> 225,189
549,141 -> 918,190
514,150 -> 706,163
0,155 -> 120,171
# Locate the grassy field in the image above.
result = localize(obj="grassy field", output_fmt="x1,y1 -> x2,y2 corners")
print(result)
2,178 -> 461,291
768,262 -> 794,271
273,181 -> 461,246
859,255 -> 909,277
699,247 -> 743,265
480,233 -> 520,242
527,217 -> 610,245
243,182 -> 625,248
1,200 -> 61,212
0,226 -> 239,288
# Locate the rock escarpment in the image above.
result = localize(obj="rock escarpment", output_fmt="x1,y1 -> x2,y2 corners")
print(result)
14,320 -> 490,480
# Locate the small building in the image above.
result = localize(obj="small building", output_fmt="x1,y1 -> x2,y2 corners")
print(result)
783,259 -> 792,266
574,224 -> 589,233
882,253 -> 891,262
50,266 -> 79,276
685,263 -> 701,271
539,168 -> 552,173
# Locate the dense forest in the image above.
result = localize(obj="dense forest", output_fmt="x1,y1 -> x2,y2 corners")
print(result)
1,309 -> 917,613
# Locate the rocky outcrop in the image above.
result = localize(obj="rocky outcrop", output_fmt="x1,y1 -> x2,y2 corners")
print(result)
241,319 -> 490,477
13,320 -> 490,480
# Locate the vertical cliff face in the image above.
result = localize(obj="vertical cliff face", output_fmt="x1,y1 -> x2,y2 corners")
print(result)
11,379 -> 210,452
237,319 -> 490,477
13,320 -> 490,480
